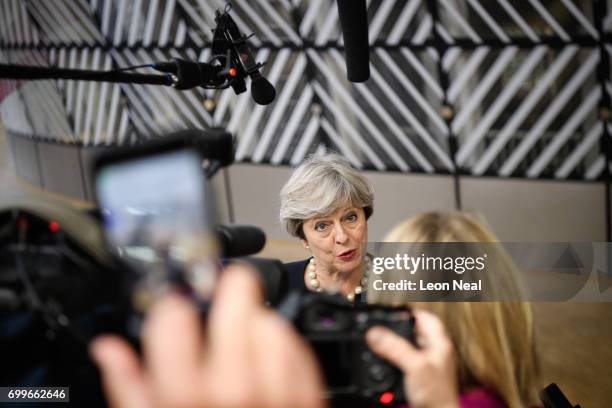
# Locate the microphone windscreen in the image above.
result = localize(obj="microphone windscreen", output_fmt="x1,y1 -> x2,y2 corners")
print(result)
215,224 -> 267,257
167,128 -> 234,168
250,76 -> 276,105
336,0 -> 370,82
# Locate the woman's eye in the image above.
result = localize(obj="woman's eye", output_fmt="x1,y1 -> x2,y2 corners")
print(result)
345,213 -> 358,222
314,223 -> 328,232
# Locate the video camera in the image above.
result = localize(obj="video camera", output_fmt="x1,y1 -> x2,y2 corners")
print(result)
0,131 -> 415,407
281,291 -> 414,406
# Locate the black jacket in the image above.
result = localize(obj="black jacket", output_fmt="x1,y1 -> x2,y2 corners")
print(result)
283,258 -> 310,294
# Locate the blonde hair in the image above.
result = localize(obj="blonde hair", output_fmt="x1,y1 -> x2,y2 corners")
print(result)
279,153 -> 373,239
384,211 -> 540,408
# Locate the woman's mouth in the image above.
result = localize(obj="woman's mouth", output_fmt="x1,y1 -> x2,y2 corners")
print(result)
338,249 -> 357,261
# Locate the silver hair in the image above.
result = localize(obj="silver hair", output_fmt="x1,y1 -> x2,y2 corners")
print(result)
279,153 -> 374,239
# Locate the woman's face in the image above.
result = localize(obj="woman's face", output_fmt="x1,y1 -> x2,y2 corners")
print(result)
302,205 -> 368,274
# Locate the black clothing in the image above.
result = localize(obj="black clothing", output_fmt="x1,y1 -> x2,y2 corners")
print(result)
283,258 -> 311,294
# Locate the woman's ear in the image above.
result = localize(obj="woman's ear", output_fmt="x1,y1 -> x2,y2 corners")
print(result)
301,239 -> 310,249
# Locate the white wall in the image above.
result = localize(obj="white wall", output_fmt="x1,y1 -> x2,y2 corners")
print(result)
364,171 -> 456,240
461,177 -> 606,241
225,163 -> 606,242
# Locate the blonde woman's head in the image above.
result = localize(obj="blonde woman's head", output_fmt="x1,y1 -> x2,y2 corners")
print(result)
381,211 -> 540,408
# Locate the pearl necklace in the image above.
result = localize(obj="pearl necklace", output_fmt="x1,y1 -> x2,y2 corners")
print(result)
306,256 -> 370,301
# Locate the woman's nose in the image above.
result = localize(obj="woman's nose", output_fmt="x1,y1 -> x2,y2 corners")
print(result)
334,224 -> 348,244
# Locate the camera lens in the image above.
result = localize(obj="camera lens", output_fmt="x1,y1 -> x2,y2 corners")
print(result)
363,361 -> 396,393
319,312 -> 336,328
361,351 -> 374,362
368,363 -> 389,383
303,305 -> 351,332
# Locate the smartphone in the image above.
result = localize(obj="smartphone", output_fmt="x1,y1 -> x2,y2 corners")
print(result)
94,139 -> 219,311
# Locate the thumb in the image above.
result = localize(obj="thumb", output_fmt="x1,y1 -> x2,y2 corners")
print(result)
365,326 -> 418,373
90,336 -> 150,408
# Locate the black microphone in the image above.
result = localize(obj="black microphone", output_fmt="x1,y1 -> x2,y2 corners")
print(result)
250,73 -> 276,105
213,7 -> 276,105
336,0 -> 370,82
215,225 -> 266,257
166,128 -> 234,171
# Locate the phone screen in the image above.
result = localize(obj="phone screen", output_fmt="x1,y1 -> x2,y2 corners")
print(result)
96,148 -> 218,307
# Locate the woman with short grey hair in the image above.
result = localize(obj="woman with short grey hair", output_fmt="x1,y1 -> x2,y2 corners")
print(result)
279,153 -> 374,302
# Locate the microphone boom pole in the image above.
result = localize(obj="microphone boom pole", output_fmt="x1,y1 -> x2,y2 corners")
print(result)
0,63 -> 174,86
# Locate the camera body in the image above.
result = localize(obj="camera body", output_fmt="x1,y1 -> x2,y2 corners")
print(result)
280,292 -> 415,406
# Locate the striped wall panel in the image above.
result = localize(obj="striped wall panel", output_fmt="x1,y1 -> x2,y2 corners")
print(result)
0,0 -> 611,180
0,49 -> 73,142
